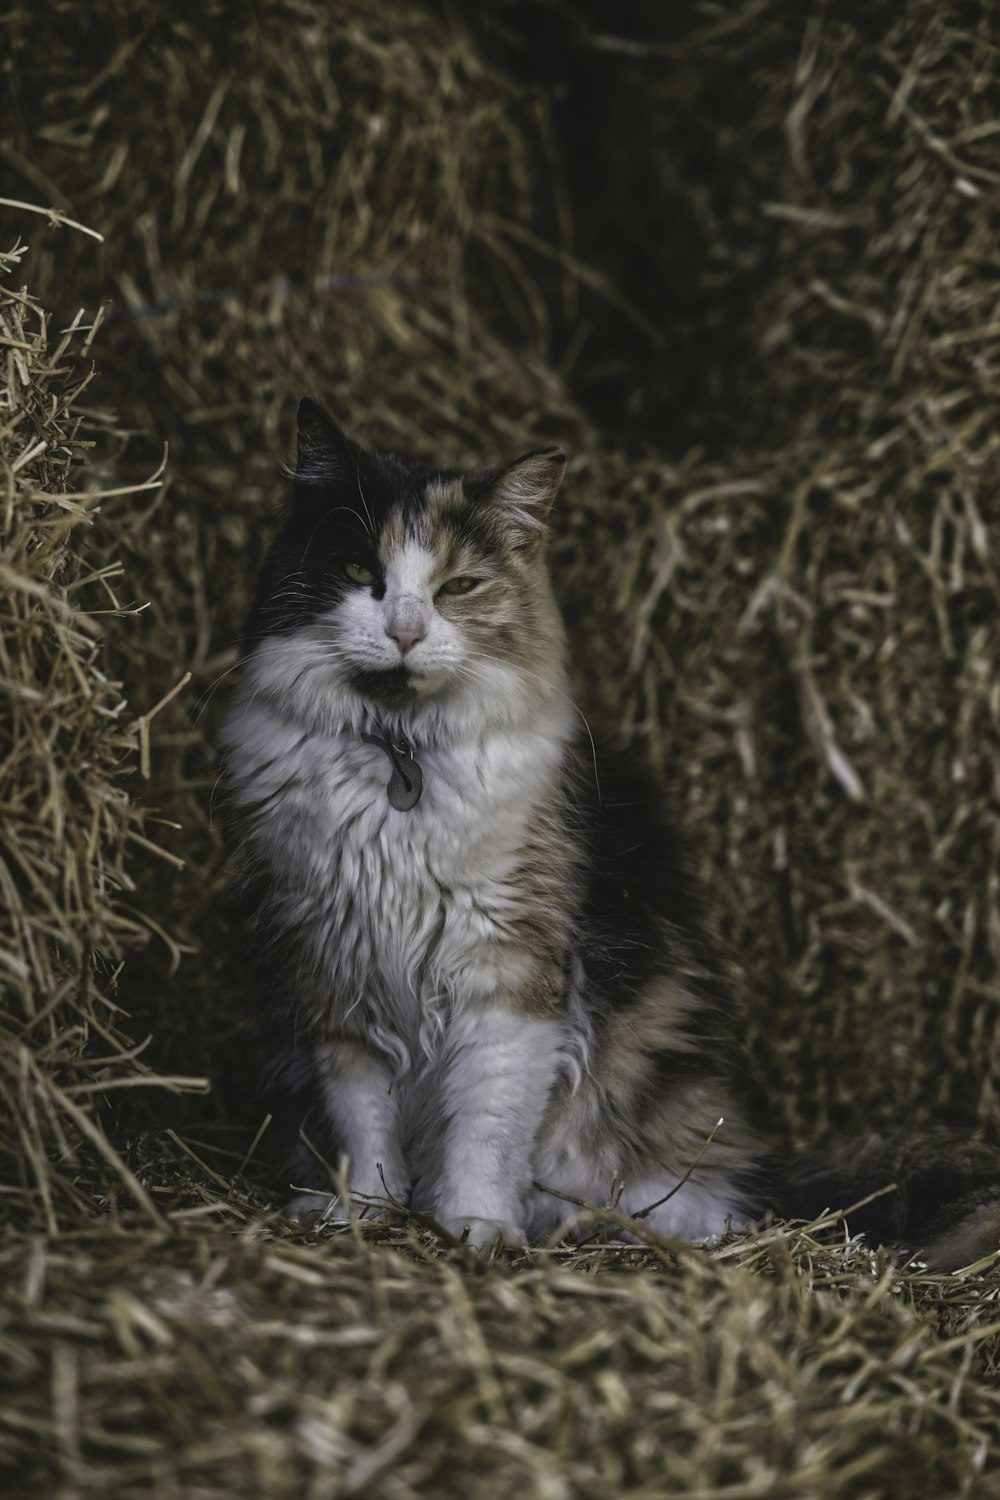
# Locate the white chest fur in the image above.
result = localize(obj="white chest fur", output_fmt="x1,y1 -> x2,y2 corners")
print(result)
221,696 -> 570,1067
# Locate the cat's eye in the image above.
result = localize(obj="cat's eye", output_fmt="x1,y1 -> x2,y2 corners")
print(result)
438,576 -> 480,596
344,560 -> 377,585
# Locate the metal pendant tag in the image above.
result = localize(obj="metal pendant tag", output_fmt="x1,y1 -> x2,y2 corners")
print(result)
361,722 -> 424,812
387,754 -> 423,812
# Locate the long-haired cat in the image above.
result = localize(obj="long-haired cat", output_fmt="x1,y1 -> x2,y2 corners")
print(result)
219,398 -> 1000,1264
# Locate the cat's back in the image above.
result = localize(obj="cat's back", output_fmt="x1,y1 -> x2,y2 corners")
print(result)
562,737 -> 724,1000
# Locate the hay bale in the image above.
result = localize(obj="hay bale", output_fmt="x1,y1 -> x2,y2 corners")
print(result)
513,0 -> 1000,1144
0,240 -> 184,1229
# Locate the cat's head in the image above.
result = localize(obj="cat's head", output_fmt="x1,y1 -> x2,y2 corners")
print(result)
242,398 -> 568,737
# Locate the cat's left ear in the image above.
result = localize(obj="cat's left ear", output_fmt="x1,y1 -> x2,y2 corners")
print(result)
293,395 -> 359,494
483,445 -> 566,549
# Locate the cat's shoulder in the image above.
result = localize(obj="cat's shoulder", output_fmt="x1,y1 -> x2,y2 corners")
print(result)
564,735 -> 680,844
564,733 -> 709,944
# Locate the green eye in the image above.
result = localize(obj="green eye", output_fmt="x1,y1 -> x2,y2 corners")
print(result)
438,576 -> 479,596
344,560 -> 377,585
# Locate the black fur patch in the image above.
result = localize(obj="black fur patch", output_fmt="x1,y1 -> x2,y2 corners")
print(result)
245,402 -> 461,646
570,743 -> 727,1013
769,1128 -> 1000,1266
347,665 -> 418,706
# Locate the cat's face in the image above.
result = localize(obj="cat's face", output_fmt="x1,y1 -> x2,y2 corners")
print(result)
243,399 -> 568,736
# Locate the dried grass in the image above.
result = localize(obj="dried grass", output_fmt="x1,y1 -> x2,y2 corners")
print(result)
5,1204 -> 1000,1498
0,242 -> 202,1239
542,0 -> 1000,1144
2,0 -> 1000,1495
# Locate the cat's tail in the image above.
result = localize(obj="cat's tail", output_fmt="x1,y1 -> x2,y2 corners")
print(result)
766,1128 -> 1000,1270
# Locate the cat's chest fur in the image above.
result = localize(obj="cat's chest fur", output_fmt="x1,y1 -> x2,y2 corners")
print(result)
225,699 -> 570,1053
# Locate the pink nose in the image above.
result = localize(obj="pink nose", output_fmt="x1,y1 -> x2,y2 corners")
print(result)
388,625 -> 424,656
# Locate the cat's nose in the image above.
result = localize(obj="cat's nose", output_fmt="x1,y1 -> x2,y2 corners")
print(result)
387,624 -> 424,656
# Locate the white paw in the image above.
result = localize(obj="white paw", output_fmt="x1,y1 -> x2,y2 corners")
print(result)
282,1191 -> 347,1225
282,1191 -> 398,1227
440,1216 -> 526,1257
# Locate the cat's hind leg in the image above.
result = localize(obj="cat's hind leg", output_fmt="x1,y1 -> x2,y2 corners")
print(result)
528,1142 -> 753,1247
613,1171 -> 752,1244
528,1064 -> 759,1248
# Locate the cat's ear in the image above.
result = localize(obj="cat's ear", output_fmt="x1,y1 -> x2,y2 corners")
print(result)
293,396 -> 358,495
482,445 -> 566,548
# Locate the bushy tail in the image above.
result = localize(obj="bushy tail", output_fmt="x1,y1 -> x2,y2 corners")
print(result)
769,1129 -> 1000,1270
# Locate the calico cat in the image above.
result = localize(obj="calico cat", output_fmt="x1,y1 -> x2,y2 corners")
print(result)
219,397 -> 1000,1264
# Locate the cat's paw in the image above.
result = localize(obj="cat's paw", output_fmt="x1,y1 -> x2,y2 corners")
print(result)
282,1192 -> 398,1227
440,1216 -> 526,1258
282,1191 -> 346,1225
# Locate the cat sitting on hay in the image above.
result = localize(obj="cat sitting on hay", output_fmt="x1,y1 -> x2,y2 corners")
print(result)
218,398 -> 1000,1265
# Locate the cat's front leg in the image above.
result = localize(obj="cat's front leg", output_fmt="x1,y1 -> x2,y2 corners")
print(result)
285,1035 -> 409,1224
431,1003 -> 562,1255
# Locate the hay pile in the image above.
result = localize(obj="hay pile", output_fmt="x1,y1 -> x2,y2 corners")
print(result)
3,0 -> 1000,1494
530,0 -> 1000,1142
0,241 -> 192,1231
5,1217 -> 1000,1497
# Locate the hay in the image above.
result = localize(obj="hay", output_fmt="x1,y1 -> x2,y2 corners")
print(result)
5,1210 -> 1000,1497
528,0 -> 1000,1144
0,240 -> 200,1234
3,0 -> 1000,1494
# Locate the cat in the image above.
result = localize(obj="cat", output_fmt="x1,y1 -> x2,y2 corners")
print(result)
219,397 -> 1000,1265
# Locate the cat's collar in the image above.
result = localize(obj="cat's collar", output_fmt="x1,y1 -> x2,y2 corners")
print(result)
360,718 -> 424,812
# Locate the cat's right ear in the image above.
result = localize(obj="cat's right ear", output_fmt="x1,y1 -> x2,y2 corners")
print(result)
292,396 -> 357,497
483,445 -> 566,551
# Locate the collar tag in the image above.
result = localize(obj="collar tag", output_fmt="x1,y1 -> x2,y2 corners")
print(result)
361,724 -> 424,811
387,753 -> 423,811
